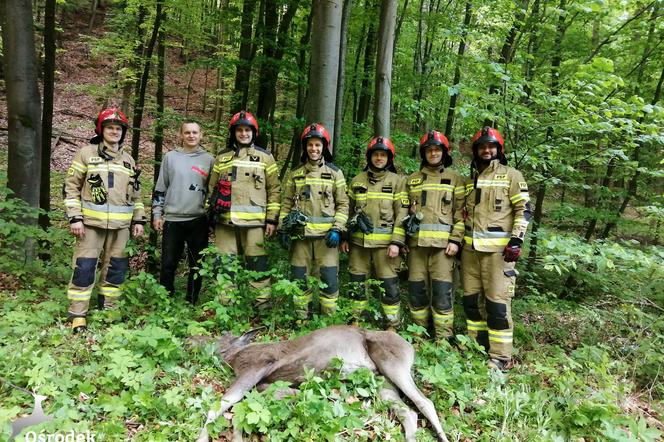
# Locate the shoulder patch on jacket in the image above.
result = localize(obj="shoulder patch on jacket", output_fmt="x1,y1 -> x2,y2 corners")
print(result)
220,154 -> 234,163
293,169 -> 306,177
88,157 -> 103,164
326,162 -> 339,171
409,178 -> 422,185
352,181 -> 367,189
123,161 -> 132,170
519,182 -> 528,190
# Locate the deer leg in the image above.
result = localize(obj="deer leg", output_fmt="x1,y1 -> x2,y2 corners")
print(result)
197,369 -> 270,442
379,382 -> 418,442
257,382 -> 299,399
380,367 -> 448,442
367,333 -> 449,442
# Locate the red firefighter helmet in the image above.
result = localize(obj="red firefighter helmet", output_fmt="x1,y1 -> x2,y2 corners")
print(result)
471,126 -> 504,153
228,111 -> 259,149
300,123 -> 332,162
228,110 -> 259,135
91,108 -> 129,144
365,136 -> 397,172
419,130 -> 452,167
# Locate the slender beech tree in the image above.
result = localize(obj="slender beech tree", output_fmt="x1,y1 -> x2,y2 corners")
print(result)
148,22 -> 167,273
2,0 -> 43,260
284,6 -> 314,173
303,0 -> 342,143
40,0 -> 57,234
355,0 -> 376,126
333,0 -> 353,156
231,0 -> 258,113
373,0 -> 397,137
444,1 -> 471,138
131,1 -> 164,160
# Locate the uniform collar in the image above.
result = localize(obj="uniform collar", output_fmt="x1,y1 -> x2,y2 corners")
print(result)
98,143 -> 121,160
305,159 -> 324,171
421,165 -> 444,176
367,168 -> 387,182
477,159 -> 501,176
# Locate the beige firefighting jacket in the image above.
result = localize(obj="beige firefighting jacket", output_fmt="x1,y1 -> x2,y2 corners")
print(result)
64,143 -> 145,229
348,170 -> 408,247
405,165 -> 465,248
464,160 -> 530,252
208,144 -> 281,227
279,160 -> 349,238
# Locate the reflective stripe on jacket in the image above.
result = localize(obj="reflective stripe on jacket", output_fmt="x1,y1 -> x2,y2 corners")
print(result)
279,160 -> 349,238
64,144 -> 145,229
464,160 -> 530,252
405,165 -> 465,248
208,145 -> 281,227
348,170 -> 408,247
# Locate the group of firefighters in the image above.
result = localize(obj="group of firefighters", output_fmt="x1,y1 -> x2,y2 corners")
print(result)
63,108 -> 531,371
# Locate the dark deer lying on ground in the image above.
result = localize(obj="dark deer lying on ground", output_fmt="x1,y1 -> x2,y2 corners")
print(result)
195,325 -> 449,442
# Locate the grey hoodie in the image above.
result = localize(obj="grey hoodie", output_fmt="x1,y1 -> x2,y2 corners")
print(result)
152,147 -> 215,222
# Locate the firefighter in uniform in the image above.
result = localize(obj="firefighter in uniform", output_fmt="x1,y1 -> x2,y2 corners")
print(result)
340,136 -> 408,330
462,126 -> 531,371
278,123 -> 349,319
208,111 -> 280,308
403,131 -> 465,340
63,108 -> 146,332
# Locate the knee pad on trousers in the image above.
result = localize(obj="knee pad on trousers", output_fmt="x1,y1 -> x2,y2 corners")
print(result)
320,266 -> 338,295
431,280 -> 453,311
292,266 -> 307,281
463,293 -> 482,321
350,273 -> 366,283
72,258 -> 98,287
381,277 -> 400,305
106,257 -> 129,285
247,255 -> 268,273
486,299 -> 510,330
349,273 -> 367,300
408,280 -> 428,309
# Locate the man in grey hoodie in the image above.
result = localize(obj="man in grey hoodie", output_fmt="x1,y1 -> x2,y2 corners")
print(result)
152,122 -> 215,303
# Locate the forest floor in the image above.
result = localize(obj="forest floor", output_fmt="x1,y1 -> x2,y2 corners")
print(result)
1,7 -> 664,442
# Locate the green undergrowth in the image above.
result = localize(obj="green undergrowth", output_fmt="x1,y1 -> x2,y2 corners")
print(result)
1,266 -> 663,441
1,172 -> 663,440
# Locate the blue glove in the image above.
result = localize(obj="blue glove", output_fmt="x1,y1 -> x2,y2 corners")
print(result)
325,229 -> 341,248
278,231 -> 291,249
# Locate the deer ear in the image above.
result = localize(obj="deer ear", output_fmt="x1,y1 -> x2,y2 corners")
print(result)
238,327 -> 265,345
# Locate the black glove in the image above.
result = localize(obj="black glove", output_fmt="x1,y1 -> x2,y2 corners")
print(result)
503,237 -> 523,262
278,231 -> 291,249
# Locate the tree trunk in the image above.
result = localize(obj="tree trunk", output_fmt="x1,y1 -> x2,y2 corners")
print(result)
256,0 -> 300,148
232,0 -> 259,113
373,0 -> 397,137
184,68 -> 196,117
2,0 -> 43,260
444,1 -> 471,137
40,0 -> 56,236
355,0 -> 376,126
131,0 -> 163,160
303,0 -> 342,143
333,0 -> 352,157
88,0 -> 98,31
392,0 -> 408,56
148,24 -> 166,274
283,5 -> 313,175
